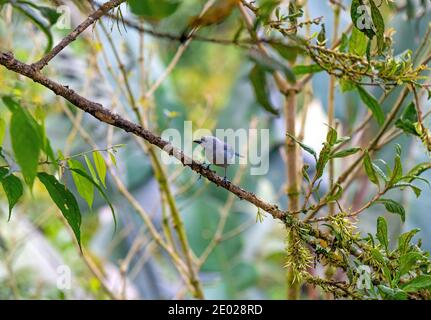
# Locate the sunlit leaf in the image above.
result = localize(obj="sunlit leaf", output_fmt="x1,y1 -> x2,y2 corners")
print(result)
68,159 -> 94,209
93,151 -> 107,188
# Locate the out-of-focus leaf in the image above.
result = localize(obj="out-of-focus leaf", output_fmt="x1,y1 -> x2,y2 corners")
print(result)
187,0 -> 237,28
12,2 -> 54,53
249,64 -> 279,116
0,117 -> 6,146
0,168 -> 23,221
128,0 -> 181,20
270,42 -> 303,63
248,50 -> 296,84
231,262 -> 258,291
292,64 -> 323,75
9,103 -> 41,187
37,172 -> 82,248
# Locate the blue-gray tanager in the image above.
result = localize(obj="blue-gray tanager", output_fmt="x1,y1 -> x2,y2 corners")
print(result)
193,135 -> 241,181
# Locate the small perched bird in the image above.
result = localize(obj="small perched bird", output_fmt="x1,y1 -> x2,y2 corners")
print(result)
180,0 -> 239,42
193,135 -> 241,182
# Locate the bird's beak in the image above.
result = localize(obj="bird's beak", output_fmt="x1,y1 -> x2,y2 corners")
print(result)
193,139 -> 201,144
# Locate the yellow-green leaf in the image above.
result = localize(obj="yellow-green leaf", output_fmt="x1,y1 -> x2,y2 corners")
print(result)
93,151 -> 107,188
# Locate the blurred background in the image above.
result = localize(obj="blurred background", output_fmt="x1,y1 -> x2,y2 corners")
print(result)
0,0 -> 430,299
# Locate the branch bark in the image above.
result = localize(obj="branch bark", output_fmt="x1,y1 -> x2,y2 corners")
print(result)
0,51 -> 286,222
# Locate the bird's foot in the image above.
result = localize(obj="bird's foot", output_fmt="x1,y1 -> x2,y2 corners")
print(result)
223,176 -> 230,184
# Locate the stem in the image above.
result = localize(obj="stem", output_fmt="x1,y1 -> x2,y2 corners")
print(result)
327,6 -> 340,217
285,90 -> 301,299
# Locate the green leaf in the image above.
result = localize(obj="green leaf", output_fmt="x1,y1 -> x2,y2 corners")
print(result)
398,229 -> 420,255
376,199 -> 405,222
68,159 -> 94,209
249,50 -> 296,84
390,183 -> 422,198
395,102 -> 419,136
369,0 -> 385,54
37,172 -> 82,248
401,275 -> 431,292
404,162 -> 431,183
286,133 -> 317,162
108,152 -> 117,167
0,117 -> 6,146
2,96 -> 19,112
340,79 -> 356,92
10,104 -> 41,187
363,150 -> 379,186
378,285 -> 408,300
351,0 -> 376,39
326,127 -> 338,146
315,144 -> 331,179
36,5 -> 61,25
128,0 -> 181,20
270,42 -> 303,63
399,252 -> 423,276
84,155 -> 99,184
376,216 -> 389,252
330,147 -> 361,159
356,86 -> 385,126
292,64 -> 323,75
93,151 -> 107,188
0,168 -> 23,221
249,64 -> 279,116
326,183 -> 343,202
371,248 -> 391,282
68,168 -> 117,232
12,2 -> 54,53
349,26 -> 368,56
373,163 -> 388,182
317,23 -> 326,45
388,154 -> 403,187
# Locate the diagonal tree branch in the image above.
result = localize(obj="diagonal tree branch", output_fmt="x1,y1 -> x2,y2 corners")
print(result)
31,0 -> 126,71
0,51 -> 287,221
